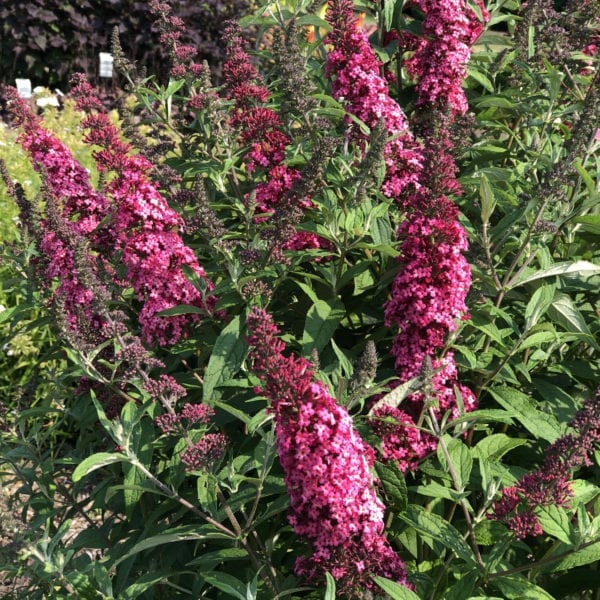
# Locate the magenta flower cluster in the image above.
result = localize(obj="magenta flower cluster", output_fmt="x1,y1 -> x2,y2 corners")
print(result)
325,0 -> 423,201
70,75 -> 214,346
246,307 -> 409,596
149,0 -> 205,80
325,0 -> 480,470
222,24 -> 319,252
6,89 -> 109,336
153,393 -> 226,472
384,203 -> 472,382
405,0 -> 488,114
9,78 -> 213,348
492,388 -> 600,539
181,433 -> 228,471
369,404 -> 436,472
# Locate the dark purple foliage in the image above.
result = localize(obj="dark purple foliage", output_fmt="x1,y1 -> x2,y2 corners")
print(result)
0,0 -> 250,89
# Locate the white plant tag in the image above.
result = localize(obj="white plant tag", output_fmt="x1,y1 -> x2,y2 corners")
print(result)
15,78 -> 32,98
99,52 -> 114,78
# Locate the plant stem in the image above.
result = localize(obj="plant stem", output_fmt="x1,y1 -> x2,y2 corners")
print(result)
488,537 -> 600,578
130,458 -> 236,538
427,408 -> 485,571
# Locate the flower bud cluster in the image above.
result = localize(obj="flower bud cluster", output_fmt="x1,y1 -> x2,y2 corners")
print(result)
492,388 -> 600,539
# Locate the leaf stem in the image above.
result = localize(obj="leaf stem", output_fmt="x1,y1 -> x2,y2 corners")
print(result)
427,408 -> 485,571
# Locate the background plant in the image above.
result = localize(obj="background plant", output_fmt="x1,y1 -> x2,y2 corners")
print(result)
0,0 -> 253,91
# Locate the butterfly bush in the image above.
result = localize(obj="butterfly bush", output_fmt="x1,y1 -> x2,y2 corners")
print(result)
222,22 -> 319,253
70,74 -> 214,346
246,307 -> 409,595
325,0 -> 423,201
4,88 -> 111,337
325,0 -> 479,469
406,0 -> 489,114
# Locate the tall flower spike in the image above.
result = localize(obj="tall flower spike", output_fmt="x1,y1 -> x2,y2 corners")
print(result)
246,307 -> 410,597
70,74 -> 215,346
405,0 -> 489,115
323,2 -> 477,465
149,0 -> 204,80
325,0 -> 424,203
3,88 -> 112,340
221,22 -> 320,255
384,202 -> 472,382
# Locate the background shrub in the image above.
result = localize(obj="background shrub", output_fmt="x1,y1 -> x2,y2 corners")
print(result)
0,0 -> 253,90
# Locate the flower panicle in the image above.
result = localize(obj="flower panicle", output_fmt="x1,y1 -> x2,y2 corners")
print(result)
70,74 -> 216,346
245,307 -> 410,597
325,0 -> 424,204
222,22 -> 322,258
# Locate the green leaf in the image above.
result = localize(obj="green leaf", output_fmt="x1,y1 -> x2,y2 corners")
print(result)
203,315 -> 247,403
474,434 -> 528,462
524,283 -> 555,331
510,261 -> 600,288
0,304 -> 20,324
187,547 -> 248,568
488,387 -> 562,442
372,576 -> 420,600
542,541 -> 600,572
413,481 -> 470,503
324,572 -> 336,600
296,14 -> 331,30
548,293 -> 595,339
374,462 -> 408,514
327,340 -> 352,379
156,304 -> 206,316
121,571 -> 176,599
445,437 -> 473,490
450,409 -> 514,427
72,452 -> 128,482
469,314 -> 507,347
202,572 -> 247,600
445,568 -> 479,600
112,525 -> 229,567
292,278 -> 320,304
474,96 -> 517,109
572,215 -> 600,235
467,66 -> 495,93
382,0 -> 396,31
537,505 -> 574,545
527,24 -> 535,58
480,175 -> 496,223
213,400 -> 251,425
301,298 -> 345,355
474,520 -> 509,546
493,574 -> 556,599
518,330 -> 557,351
399,505 -> 476,565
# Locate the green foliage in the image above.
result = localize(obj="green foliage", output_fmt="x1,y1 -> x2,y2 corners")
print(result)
0,0 -> 599,598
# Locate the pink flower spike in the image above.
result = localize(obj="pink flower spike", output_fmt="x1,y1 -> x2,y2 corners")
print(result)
246,307 -> 411,596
